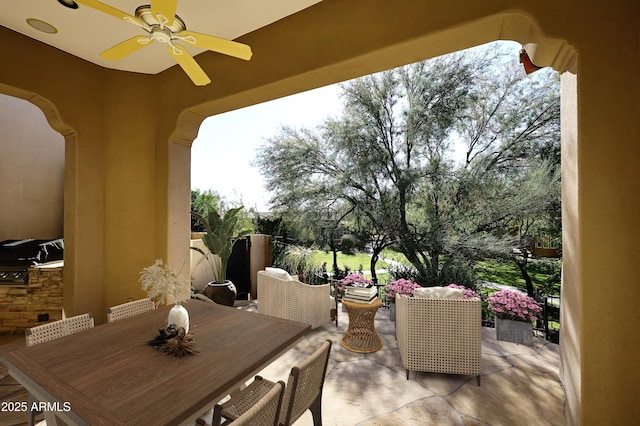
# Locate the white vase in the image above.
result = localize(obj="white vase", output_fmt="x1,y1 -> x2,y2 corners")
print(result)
168,304 -> 190,333
389,301 -> 396,322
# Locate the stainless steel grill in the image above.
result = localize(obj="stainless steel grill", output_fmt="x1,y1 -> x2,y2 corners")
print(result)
0,239 -> 63,285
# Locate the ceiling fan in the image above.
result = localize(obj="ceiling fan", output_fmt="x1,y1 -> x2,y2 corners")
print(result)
74,0 -> 253,86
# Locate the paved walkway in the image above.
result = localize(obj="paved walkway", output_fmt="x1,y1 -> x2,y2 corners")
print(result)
0,302 -> 565,426
248,302 -> 566,426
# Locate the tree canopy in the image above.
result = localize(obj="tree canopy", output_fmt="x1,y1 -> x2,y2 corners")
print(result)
256,42 -> 560,288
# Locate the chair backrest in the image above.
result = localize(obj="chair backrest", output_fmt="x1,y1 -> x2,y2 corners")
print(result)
25,313 -> 94,347
280,340 -> 332,425
106,298 -> 155,322
233,380 -> 285,426
396,295 -> 481,377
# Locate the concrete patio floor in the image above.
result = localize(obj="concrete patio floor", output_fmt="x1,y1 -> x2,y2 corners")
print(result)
245,302 -> 566,426
1,302 -> 566,426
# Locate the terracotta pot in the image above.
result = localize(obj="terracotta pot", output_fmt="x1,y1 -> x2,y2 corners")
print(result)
203,280 -> 237,306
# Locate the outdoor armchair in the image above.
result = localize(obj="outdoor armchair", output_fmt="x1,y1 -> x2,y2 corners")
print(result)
257,269 -> 336,329
396,294 -> 482,384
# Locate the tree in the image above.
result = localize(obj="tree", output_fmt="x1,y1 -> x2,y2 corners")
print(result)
191,189 -> 222,232
190,188 -> 256,235
256,42 -> 561,287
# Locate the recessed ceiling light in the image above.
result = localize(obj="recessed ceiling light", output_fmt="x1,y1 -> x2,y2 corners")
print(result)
26,18 -> 58,34
57,0 -> 79,9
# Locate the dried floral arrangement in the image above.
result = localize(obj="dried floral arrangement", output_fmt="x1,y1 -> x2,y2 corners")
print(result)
148,325 -> 199,357
139,259 -> 191,306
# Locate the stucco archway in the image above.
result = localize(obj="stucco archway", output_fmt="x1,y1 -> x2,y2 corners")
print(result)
2,1 -> 638,423
167,12 -> 582,420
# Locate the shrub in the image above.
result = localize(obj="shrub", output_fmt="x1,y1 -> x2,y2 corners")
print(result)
340,234 -> 358,255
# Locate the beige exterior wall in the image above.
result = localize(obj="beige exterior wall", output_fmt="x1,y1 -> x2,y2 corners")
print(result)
0,94 -> 64,240
0,1 -> 638,423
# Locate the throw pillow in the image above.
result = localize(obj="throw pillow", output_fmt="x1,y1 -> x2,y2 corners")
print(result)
413,286 -> 463,299
264,267 -> 293,281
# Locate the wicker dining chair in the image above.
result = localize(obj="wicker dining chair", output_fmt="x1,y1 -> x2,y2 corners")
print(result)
106,297 -> 155,322
25,313 -> 95,425
25,312 -> 95,347
212,339 -> 332,426
212,377 -> 285,426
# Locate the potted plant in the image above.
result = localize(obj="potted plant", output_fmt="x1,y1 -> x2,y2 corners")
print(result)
337,273 -> 374,296
487,289 -> 542,346
280,245 -> 319,283
384,278 -> 421,321
447,283 -> 480,300
191,202 -> 251,306
140,259 -> 191,332
337,273 -> 374,311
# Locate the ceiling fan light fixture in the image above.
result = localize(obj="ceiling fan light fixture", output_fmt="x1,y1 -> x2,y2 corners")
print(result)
57,0 -> 79,9
136,5 -> 186,33
26,18 -> 58,34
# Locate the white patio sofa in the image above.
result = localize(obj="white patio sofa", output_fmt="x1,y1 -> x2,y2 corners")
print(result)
257,269 -> 336,329
396,290 -> 482,384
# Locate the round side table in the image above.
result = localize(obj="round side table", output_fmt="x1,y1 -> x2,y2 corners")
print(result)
341,298 -> 383,353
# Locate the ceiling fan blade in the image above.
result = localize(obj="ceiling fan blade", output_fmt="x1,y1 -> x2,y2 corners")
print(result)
167,44 -> 211,86
151,0 -> 178,28
74,0 -> 145,27
178,31 -> 253,61
100,36 -> 152,61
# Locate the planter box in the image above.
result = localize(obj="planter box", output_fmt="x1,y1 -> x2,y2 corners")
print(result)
495,317 -> 533,346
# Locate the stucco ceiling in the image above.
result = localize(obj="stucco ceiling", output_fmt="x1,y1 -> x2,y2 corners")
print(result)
0,0 -> 321,75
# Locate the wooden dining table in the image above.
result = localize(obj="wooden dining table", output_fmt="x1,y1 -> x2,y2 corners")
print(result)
0,300 -> 310,426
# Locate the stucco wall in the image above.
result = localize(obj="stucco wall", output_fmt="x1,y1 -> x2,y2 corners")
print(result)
0,1 -> 638,424
0,94 -> 64,240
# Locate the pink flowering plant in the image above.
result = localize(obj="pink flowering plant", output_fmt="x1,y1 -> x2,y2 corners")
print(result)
385,279 -> 422,299
447,283 -> 480,300
337,273 -> 373,294
487,289 -> 542,322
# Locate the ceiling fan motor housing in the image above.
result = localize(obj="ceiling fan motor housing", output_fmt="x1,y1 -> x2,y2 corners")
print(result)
151,26 -> 173,43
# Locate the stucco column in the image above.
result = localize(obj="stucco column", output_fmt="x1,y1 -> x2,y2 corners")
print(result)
562,40 -> 640,424
165,139 -> 192,283
559,71 -> 581,424
63,120 -> 105,321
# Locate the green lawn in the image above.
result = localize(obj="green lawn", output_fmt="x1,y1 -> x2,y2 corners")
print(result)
379,248 -> 413,265
474,259 -> 557,292
311,251 -> 389,273
310,249 -> 559,294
